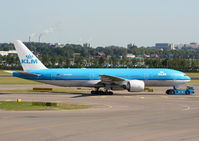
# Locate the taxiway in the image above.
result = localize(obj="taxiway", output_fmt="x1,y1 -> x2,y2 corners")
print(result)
0,84 -> 199,141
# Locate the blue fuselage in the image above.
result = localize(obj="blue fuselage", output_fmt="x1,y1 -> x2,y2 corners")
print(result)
13,68 -> 190,87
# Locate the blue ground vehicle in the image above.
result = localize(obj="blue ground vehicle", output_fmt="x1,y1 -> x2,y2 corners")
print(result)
166,86 -> 195,95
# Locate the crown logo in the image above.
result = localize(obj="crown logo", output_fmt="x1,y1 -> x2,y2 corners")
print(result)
26,54 -> 34,59
158,71 -> 167,76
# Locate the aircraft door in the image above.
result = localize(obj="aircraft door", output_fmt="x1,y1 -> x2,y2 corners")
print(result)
37,73 -> 52,80
144,73 -> 149,85
90,72 -> 94,80
51,73 -> 57,80
51,73 -> 64,80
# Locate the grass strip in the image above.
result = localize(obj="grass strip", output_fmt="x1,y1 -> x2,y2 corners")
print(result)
0,70 -> 11,75
189,80 -> 199,83
0,77 -> 40,85
0,101 -> 89,111
186,73 -> 199,77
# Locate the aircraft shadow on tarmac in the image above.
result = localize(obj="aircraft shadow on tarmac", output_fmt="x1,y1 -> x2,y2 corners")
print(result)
70,93 -> 164,98
0,91 -> 164,98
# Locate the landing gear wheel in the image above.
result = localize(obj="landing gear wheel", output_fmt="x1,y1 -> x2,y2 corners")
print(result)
166,89 -> 174,95
166,90 -> 170,94
91,90 -> 97,95
171,90 -> 174,95
185,90 -> 190,95
99,90 -> 104,95
90,90 -> 114,95
107,91 -> 113,95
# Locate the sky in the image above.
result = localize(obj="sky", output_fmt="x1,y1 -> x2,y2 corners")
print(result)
0,0 -> 199,47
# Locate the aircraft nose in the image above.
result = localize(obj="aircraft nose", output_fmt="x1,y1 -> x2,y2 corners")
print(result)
185,75 -> 191,81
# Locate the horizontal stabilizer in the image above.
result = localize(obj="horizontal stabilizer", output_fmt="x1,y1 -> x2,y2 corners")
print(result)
6,70 -> 40,77
18,71 -> 40,77
4,70 -> 15,74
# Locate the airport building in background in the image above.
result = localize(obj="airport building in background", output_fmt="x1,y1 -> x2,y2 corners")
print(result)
127,43 -> 137,49
182,42 -> 199,49
83,43 -> 91,48
0,50 -> 17,56
155,43 -> 175,50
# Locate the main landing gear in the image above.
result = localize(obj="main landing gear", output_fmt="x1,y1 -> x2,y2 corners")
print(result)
91,88 -> 113,95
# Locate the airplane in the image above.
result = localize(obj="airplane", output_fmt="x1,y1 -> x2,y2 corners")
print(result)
11,40 -> 191,95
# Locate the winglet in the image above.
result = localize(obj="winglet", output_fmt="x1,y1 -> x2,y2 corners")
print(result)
13,40 -> 47,71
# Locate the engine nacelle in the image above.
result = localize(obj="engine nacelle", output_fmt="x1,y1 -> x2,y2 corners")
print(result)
125,80 -> 145,92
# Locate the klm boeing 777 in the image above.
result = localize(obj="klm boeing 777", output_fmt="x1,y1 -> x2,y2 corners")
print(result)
11,40 -> 191,95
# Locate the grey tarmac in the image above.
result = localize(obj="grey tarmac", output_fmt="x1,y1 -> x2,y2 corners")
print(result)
0,83 -> 199,141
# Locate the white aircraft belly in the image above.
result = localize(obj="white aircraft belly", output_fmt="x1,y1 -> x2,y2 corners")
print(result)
36,79 -> 189,88
145,80 -> 189,87
37,80 -> 101,87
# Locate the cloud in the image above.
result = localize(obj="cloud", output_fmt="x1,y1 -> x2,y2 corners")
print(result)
29,24 -> 60,42
29,33 -> 37,38
39,27 -> 56,36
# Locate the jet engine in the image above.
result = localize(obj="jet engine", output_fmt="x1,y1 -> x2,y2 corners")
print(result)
124,80 -> 145,92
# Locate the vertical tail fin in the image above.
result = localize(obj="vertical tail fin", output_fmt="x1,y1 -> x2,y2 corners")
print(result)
13,40 -> 47,71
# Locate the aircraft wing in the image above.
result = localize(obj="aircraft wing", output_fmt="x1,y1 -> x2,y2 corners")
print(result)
100,75 -> 126,85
